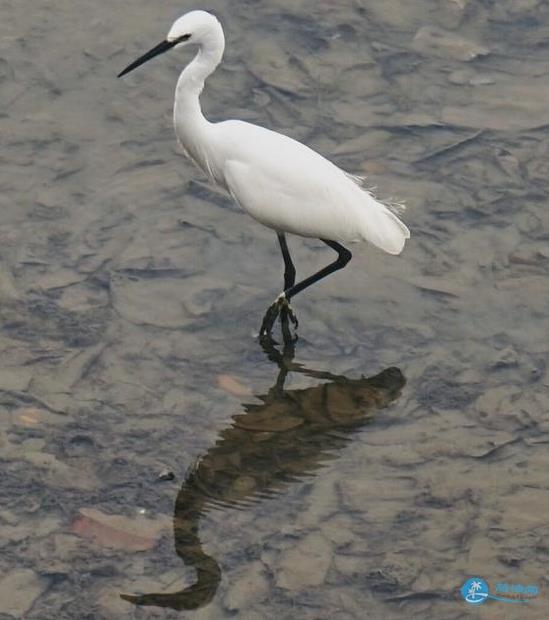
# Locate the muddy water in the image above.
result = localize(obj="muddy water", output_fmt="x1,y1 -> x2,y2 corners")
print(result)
1,0 -> 549,618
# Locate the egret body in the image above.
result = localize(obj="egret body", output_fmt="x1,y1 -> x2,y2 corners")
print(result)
118,10 -> 410,338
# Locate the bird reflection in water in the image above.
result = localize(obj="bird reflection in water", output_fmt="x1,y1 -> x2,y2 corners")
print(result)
121,339 -> 405,610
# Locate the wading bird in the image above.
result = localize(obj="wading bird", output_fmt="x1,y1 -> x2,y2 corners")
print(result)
118,10 -> 410,339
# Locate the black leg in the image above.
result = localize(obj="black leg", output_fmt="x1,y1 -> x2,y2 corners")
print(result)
277,233 -> 296,290
259,238 -> 352,339
284,239 -> 352,300
277,233 -> 298,341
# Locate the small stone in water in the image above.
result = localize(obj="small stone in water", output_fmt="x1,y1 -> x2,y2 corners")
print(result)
157,469 -> 175,481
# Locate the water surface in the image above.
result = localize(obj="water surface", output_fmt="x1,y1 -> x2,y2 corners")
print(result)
1,0 -> 548,618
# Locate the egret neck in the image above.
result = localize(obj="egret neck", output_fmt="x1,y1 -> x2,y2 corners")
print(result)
173,26 -> 225,183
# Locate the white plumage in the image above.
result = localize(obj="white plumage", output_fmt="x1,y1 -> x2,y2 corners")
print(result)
118,10 -> 410,337
220,122 -> 409,253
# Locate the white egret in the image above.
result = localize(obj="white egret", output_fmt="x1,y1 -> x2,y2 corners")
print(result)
118,10 -> 410,339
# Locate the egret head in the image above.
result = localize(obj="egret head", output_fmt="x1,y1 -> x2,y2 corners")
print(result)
167,11 -> 221,47
117,10 -> 223,78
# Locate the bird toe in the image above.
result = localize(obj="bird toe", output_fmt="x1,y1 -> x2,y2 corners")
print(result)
259,293 -> 298,345
259,301 -> 280,338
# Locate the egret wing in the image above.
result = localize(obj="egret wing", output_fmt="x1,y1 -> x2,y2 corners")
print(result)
219,121 -> 409,252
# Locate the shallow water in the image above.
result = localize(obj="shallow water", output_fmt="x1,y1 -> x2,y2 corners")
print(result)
1,0 -> 549,618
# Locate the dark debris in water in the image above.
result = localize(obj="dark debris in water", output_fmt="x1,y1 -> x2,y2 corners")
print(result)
157,469 -> 176,482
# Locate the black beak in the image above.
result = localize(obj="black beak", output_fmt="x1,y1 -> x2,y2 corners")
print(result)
117,39 -> 177,78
